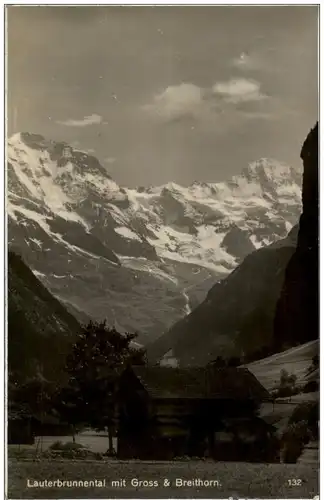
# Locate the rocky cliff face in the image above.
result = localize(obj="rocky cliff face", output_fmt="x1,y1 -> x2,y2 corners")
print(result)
147,231 -> 297,366
7,132 -> 302,343
8,251 -> 80,382
274,123 -> 319,348
148,124 -> 318,366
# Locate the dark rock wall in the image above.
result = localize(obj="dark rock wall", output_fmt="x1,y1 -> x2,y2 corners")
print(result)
274,123 -> 319,347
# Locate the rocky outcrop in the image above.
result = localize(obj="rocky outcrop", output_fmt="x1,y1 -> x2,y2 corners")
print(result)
274,123 -> 319,348
147,231 -> 297,366
148,125 -> 318,366
8,251 -> 80,383
221,226 -> 255,260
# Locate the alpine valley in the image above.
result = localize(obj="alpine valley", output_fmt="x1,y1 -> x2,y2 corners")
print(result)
8,132 -> 302,345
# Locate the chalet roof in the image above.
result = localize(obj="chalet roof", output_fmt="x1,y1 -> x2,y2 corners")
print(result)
131,366 -> 270,401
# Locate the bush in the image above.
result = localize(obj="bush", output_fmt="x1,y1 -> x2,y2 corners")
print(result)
289,401 -> 318,425
282,440 -> 304,464
281,420 -> 311,463
43,448 -> 104,460
271,385 -> 300,398
280,369 -> 297,387
289,401 -> 318,441
272,369 -> 300,398
49,441 -> 85,451
103,448 -> 117,457
49,440 -> 63,450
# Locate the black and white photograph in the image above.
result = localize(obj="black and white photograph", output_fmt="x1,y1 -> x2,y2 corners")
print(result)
6,4 -> 319,498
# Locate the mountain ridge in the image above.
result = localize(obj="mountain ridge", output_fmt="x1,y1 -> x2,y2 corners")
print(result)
148,123 -> 318,365
8,131 -> 302,342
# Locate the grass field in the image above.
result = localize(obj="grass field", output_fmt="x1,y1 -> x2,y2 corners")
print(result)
246,340 -> 318,390
246,340 -> 319,442
8,459 -> 319,498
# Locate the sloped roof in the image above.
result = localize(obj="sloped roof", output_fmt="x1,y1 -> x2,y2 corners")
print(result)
131,366 -> 270,401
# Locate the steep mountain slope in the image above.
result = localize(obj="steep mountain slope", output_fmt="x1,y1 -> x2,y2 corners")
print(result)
8,132 -> 301,342
274,122 -> 319,348
147,124 -> 316,364
8,251 -> 80,382
147,229 -> 298,365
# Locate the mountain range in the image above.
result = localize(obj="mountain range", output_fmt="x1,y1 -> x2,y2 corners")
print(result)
148,123 -> 318,366
8,132 -> 302,344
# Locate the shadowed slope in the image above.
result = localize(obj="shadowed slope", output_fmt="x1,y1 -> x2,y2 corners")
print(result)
8,251 -> 80,382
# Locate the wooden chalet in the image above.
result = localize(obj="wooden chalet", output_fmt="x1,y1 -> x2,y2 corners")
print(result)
117,365 -> 279,462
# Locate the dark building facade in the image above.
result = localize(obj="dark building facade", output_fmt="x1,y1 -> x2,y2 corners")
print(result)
117,365 -> 279,462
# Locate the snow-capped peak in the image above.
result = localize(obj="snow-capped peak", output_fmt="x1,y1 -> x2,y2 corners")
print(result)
243,157 -> 298,180
7,132 -> 303,342
8,133 -> 302,267
7,132 -> 123,203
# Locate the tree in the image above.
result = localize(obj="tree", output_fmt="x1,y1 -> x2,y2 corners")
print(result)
8,373 -> 58,445
52,385 -> 84,443
208,356 -> 226,367
8,373 -> 55,421
279,369 -> 297,394
8,378 -> 32,424
280,369 -> 297,388
59,320 -> 146,454
271,369 -> 299,398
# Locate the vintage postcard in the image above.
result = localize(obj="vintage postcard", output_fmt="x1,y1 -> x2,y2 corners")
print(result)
6,4 -> 319,499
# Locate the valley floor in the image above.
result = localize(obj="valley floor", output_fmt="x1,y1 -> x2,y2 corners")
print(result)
8,459 -> 318,499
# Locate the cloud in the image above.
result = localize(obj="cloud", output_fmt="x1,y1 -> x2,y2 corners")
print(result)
212,78 -> 266,103
143,78 -> 271,126
57,114 -> 103,127
143,83 -> 204,121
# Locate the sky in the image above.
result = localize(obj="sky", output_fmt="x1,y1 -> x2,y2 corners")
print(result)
7,6 -> 318,187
